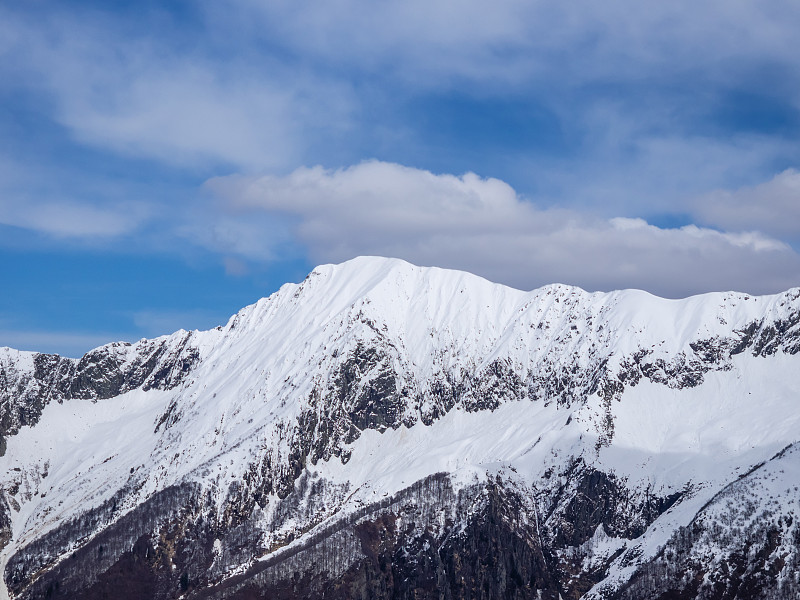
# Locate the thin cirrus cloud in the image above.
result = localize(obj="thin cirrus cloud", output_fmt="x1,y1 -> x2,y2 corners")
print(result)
0,155 -> 150,239
0,199 -> 141,238
227,0 -> 800,86
4,1 -> 799,183
0,8 -> 354,173
62,71 -> 302,172
1,1 -> 798,212
206,161 -> 800,298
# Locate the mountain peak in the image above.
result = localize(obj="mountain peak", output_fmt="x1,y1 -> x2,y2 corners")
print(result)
2,258 -> 800,599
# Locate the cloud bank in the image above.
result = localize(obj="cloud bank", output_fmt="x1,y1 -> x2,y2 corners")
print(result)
206,161 -> 800,297
693,169 -> 800,241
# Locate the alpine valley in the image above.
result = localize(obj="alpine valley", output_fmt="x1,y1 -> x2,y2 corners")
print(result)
2,256 -> 800,600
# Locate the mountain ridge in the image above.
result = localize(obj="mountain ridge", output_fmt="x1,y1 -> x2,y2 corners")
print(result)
1,256 -> 799,599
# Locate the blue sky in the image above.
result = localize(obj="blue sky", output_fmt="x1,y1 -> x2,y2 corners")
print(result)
2,0 -> 800,356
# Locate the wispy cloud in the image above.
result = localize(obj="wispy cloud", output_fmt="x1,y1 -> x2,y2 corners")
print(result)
692,169 -> 800,241
4,0 -> 800,188
0,7 -> 355,172
0,153 -> 151,239
0,198 -> 146,238
225,0 -> 800,89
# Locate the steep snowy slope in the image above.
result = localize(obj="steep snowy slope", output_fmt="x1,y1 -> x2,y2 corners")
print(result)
1,256 -> 799,599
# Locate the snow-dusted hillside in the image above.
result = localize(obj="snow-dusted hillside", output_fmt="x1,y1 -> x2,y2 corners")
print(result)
1,257 -> 799,599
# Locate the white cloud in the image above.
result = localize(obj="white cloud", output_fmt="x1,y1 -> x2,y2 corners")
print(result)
2,1 -> 799,216
517,126 -> 798,218
1,2 -> 799,293
225,0 -> 800,89
0,198 -> 145,238
692,169 -> 800,240
206,161 -> 800,297
4,0 -> 800,180
0,10 -> 354,172
0,153 -> 150,238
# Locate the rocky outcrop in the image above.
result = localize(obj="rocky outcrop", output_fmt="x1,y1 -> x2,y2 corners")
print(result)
0,333 -> 199,455
5,459 -> 690,600
6,483 -> 202,600
609,444 -> 800,600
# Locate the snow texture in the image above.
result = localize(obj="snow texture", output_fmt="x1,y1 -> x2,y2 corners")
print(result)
1,256 -> 799,598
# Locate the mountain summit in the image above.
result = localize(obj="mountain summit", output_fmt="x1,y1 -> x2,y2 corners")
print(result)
2,257 -> 800,599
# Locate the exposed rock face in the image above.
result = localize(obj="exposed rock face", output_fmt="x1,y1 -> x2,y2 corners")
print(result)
603,448 -> 800,600
6,483 -> 201,600
3,466 -> 693,600
1,258 -> 800,599
0,332 -> 199,455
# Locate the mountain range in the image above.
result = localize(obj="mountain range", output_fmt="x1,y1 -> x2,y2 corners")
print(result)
1,256 -> 799,599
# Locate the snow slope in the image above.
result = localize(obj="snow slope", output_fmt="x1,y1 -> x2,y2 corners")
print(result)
1,256 -> 799,599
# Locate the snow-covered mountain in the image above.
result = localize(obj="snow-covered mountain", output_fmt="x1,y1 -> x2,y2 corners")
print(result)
1,256 -> 799,599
